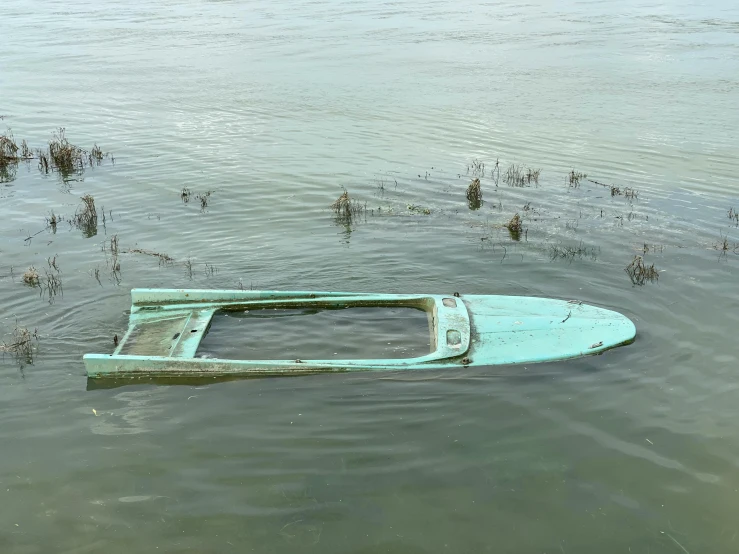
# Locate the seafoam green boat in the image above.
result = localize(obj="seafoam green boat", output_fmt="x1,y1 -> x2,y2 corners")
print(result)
83,288 -> 636,380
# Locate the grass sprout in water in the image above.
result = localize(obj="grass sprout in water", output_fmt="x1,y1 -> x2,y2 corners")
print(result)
330,189 -> 366,224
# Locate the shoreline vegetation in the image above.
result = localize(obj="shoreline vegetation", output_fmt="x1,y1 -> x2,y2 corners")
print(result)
0,127 -> 112,183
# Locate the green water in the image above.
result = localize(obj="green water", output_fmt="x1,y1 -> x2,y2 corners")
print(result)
2,0 -> 739,552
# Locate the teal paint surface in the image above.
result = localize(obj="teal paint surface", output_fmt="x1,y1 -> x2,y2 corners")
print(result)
84,289 -> 636,379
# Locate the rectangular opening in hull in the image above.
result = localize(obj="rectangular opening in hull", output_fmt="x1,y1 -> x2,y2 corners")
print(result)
196,306 -> 432,360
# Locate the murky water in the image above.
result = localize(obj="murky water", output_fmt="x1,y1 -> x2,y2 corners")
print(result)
2,0 -> 739,551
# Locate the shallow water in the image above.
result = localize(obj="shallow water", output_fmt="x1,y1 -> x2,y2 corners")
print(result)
1,0 -> 739,552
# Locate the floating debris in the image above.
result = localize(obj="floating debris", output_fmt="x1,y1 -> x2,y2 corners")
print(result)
23,266 -> 40,287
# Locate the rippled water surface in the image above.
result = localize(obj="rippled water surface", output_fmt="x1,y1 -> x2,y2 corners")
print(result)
2,0 -> 739,552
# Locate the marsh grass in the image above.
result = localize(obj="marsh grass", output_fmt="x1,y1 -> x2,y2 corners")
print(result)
181,187 -> 192,203
72,194 -> 98,237
46,210 -> 61,234
729,207 -> 738,226
549,242 -> 599,263
468,159 -> 485,178
625,255 -> 659,285
1,128 -> 109,182
567,170 -> 587,188
466,178 -> 483,210
503,164 -> 541,187
1,323 -> 39,368
41,256 -> 63,303
331,189 -> 366,223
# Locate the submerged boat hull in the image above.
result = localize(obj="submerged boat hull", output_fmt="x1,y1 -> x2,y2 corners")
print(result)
84,289 -> 636,379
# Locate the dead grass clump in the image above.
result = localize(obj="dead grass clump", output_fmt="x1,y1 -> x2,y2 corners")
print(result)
624,187 -> 638,200
181,187 -> 192,203
504,164 -> 525,187
466,178 -> 483,209
729,207 -> 738,225
49,128 -> 86,176
72,194 -> 98,237
330,189 -> 366,223
625,255 -> 659,285
503,165 -> 540,187
89,144 -> 105,165
23,266 -> 40,287
506,213 -> 524,240
567,170 -> 587,188
1,324 -> 39,366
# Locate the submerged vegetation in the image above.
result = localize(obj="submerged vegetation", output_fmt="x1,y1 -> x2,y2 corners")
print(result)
330,189 -> 366,224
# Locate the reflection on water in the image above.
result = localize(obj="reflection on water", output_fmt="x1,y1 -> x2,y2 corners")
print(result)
1,0 -> 739,552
